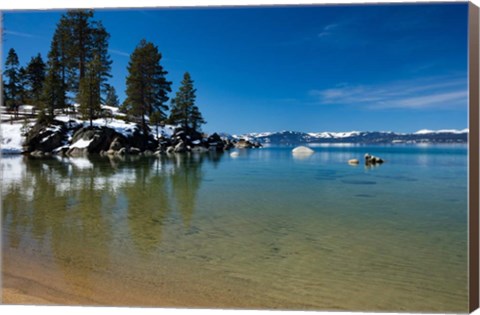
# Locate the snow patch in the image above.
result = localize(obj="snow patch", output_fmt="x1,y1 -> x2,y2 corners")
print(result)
70,138 -> 93,149
1,122 -> 25,154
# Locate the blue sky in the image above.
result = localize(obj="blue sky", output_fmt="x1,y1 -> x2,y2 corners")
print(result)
2,3 -> 469,134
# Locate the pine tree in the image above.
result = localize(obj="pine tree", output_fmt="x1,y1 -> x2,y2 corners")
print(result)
4,48 -> 21,114
90,20 -> 112,96
105,85 -> 119,107
25,54 -> 46,106
64,9 -> 94,91
17,67 -> 29,105
1,82 -> 6,108
191,105 -> 206,131
41,36 -> 66,120
51,16 -> 72,107
78,55 -> 102,127
124,39 -> 171,133
169,72 -> 205,131
51,9 -> 111,101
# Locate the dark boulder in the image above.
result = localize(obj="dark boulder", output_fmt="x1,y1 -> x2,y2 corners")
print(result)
174,140 -> 187,153
24,120 -> 67,154
109,136 -> 126,151
364,153 -> 384,165
207,133 -> 222,143
235,139 -> 251,149
171,126 -> 203,147
126,127 -> 157,151
157,135 -> 172,151
223,139 -> 235,150
70,126 -> 118,154
234,139 -> 263,149
207,133 -> 224,152
117,147 -> 127,155
129,147 -> 142,155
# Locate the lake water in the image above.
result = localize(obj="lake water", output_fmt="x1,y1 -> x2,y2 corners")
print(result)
1,144 -> 468,311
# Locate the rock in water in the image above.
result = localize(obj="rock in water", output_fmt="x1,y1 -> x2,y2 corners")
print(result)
365,153 -> 384,165
129,147 -> 141,155
235,139 -> 251,149
174,141 -> 187,153
109,136 -> 124,151
67,147 -> 87,157
230,151 -> 240,158
292,146 -> 314,155
117,147 -> 127,155
348,159 -> 359,165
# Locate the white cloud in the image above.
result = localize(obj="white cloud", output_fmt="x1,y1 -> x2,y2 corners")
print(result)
108,49 -> 130,57
4,30 -> 35,38
384,90 -> 467,109
318,23 -> 339,38
310,76 -> 467,110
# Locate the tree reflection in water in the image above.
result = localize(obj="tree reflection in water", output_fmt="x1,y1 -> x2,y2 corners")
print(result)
1,152 -> 223,294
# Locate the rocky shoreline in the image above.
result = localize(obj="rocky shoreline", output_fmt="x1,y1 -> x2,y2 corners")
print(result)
22,119 -> 262,158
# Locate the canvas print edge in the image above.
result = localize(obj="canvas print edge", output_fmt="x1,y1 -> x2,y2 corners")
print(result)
469,2 -> 480,313
0,0 -> 478,313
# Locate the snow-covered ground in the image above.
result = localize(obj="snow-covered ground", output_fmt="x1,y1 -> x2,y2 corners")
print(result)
0,122 -> 30,154
1,103 -> 177,154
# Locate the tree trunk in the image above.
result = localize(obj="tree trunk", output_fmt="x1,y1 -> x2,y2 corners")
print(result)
89,78 -> 93,127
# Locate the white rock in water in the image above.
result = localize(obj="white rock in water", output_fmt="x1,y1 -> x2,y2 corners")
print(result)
292,146 -> 314,154
230,151 -> 240,158
348,159 -> 359,165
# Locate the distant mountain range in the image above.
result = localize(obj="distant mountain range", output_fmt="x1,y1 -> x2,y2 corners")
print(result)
229,129 -> 468,145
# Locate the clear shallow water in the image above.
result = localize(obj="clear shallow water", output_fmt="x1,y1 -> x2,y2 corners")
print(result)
1,145 -> 468,311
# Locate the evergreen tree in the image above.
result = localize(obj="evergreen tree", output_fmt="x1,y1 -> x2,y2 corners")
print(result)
124,39 -> 171,133
62,9 -> 94,91
105,85 -> 119,107
191,105 -> 206,131
51,9 -> 111,100
78,55 -> 102,127
17,67 -> 29,105
1,82 -> 6,108
41,36 -> 67,120
50,16 -> 72,106
4,48 -> 21,113
169,72 -> 205,131
89,20 -> 112,96
25,54 -> 46,106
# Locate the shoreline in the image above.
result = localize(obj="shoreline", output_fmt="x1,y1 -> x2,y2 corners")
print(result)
1,246 -> 306,309
0,114 -> 468,159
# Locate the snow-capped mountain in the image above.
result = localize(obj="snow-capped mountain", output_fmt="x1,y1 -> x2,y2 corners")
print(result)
413,128 -> 469,135
231,129 -> 468,145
